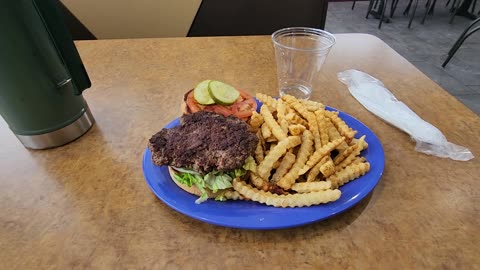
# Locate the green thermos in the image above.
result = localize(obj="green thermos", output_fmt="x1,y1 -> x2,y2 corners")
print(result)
0,0 -> 94,149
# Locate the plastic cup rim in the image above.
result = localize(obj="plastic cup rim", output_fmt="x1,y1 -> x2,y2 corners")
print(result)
271,27 -> 336,52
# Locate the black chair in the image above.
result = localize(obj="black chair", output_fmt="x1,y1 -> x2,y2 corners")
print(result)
187,0 -> 329,36
366,0 -> 390,29
442,17 -> 480,67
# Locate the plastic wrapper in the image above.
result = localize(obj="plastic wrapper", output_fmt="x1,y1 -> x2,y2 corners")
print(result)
337,69 -> 474,161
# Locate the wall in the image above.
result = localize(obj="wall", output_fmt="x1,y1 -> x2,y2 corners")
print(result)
61,0 -> 202,39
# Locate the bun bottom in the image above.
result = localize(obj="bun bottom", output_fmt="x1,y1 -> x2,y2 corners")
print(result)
168,166 -> 218,198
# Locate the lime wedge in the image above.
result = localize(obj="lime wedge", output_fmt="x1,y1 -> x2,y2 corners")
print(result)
193,80 -> 215,105
208,81 -> 240,105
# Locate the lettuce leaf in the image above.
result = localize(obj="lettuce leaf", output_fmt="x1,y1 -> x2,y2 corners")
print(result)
171,156 -> 256,204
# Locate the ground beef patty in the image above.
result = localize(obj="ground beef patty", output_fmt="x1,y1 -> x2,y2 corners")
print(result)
149,111 -> 258,174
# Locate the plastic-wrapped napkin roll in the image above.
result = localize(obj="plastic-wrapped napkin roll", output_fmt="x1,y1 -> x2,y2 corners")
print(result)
337,70 -> 474,161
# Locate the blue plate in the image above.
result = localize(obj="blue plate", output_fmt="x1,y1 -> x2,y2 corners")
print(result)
142,106 -> 384,230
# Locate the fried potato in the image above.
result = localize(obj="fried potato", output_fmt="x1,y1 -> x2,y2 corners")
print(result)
261,105 -> 287,141
257,136 -> 301,180
288,124 -> 306,136
285,112 -> 308,126
325,118 -> 349,151
223,190 -> 244,200
306,155 -> 329,182
256,93 -> 277,112
243,93 -> 371,207
333,144 -> 358,165
336,135 -> 366,170
315,110 -> 329,147
271,152 -> 296,184
254,140 -> 264,163
325,111 -> 357,142
261,122 -> 272,139
276,100 -> 288,135
233,179 -> 341,208
277,130 -> 314,190
328,162 -> 370,189
282,95 -> 311,119
300,100 -> 325,112
250,173 -> 270,191
319,156 -> 335,178
299,137 -> 345,175
249,111 -> 264,132
291,181 -> 332,193
306,112 -> 321,152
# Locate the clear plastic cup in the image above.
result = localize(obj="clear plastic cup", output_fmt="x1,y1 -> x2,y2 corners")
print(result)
272,27 -> 336,100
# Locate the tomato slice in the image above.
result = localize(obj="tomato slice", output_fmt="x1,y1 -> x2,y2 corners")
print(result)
185,89 -> 257,121
186,91 -> 202,113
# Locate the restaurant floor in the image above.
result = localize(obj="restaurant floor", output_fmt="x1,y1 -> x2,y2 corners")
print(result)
326,0 -> 480,115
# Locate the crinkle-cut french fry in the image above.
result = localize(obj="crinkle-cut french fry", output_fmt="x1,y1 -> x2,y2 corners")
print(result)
288,124 -> 306,136
277,130 -> 314,190
300,100 -> 325,112
333,144 -> 358,165
328,162 -> 370,188
271,152 -> 296,184
306,155 -> 329,182
249,111 -> 264,132
272,160 -> 281,169
256,93 -> 277,112
233,179 -> 341,207
261,105 -> 287,141
285,112 -> 308,127
254,140 -> 264,164
350,137 -> 368,149
281,95 -> 311,119
299,137 -> 345,175
265,136 -> 278,143
325,111 -> 357,142
314,110 -> 329,147
335,135 -> 366,170
257,136 -> 301,180
351,156 -> 367,165
224,190 -> 244,200
280,119 -> 289,135
325,118 -> 349,151
250,173 -> 270,191
320,156 -> 335,178
291,181 -> 332,193
306,112 -> 321,152
276,99 -> 287,121
261,122 -> 272,139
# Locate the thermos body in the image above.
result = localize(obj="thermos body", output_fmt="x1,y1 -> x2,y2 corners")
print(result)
0,0 -> 94,149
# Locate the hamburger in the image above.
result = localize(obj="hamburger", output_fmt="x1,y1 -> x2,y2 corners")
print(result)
149,111 -> 258,203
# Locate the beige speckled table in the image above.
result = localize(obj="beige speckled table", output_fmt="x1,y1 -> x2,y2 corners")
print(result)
1,34 -> 479,269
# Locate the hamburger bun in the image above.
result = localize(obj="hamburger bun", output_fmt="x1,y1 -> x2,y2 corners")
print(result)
168,166 -> 218,198
181,89 -> 193,115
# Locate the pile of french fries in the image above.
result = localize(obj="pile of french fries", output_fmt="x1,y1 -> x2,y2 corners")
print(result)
231,93 -> 371,208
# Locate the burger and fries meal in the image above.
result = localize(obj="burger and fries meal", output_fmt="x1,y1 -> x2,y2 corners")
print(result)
149,80 -> 371,207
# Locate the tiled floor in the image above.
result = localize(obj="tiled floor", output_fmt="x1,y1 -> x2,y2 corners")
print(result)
325,0 -> 480,115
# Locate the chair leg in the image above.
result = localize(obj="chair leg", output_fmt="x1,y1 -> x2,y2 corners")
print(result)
366,0 -> 375,18
408,0 -> 419,28
352,0 -> 357,10
429,0 -> 437,14
391,0 -> 400,17
449,0 -> 463,24
448,17 -> 480,55
403,0 -> 413,16
443,26 -> 480,67
421,0 -> 431,24
379,0 -> 388,29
